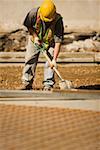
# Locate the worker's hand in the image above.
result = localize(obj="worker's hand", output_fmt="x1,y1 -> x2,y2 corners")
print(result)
34,37 -> 41,45
31,36 -> 41,46
34,37 -> 40,45
50,59 -> 57,69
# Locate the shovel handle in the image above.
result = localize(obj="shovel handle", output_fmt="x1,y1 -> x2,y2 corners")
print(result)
53,67 -> 64,81
42,51 -> 64,81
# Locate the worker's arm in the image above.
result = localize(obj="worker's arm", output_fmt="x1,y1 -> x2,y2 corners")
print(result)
53,42 -> 61,60
50,15 -> 64,68
23,8 -> 41,44
50,42 -> 61,69
28,27 -> 41,45
28,27 -> 37,38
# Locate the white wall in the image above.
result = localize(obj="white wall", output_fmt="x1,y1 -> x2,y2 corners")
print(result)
0,0 -> 100,31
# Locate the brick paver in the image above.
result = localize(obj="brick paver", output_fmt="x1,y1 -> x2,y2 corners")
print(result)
0,104 -> 99,150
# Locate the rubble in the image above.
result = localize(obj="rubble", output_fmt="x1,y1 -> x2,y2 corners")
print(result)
0,29 -> 28,52
66,39 -> 100,52
0,28 -> 100,52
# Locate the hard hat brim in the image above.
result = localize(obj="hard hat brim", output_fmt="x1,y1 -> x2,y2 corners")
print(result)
38,8 -> 54,22
40,13 -> 53,22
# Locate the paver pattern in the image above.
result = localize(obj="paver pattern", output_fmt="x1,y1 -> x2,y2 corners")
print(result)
0,104 -> 99,150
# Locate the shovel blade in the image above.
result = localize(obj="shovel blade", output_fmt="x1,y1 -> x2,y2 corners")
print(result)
59,80 -> 73,90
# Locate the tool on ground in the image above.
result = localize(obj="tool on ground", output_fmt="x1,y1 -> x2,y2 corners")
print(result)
34,43 -> 73,90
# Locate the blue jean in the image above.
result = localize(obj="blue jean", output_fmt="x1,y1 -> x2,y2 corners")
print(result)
22,35 -> 55,87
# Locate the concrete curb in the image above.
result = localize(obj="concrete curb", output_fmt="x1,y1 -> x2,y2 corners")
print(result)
0,99 -> 99,111
0,52 -> 100,63
0,89 -> 100,100
0,90 -> 99,111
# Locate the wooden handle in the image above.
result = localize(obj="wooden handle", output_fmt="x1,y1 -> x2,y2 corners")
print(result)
43,51 -> 63,80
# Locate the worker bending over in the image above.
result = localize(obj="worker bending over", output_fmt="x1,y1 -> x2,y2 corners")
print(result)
19,0 -> 64,90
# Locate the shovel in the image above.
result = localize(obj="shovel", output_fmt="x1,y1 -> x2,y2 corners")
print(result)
34,43 -> 73,90
42,50 -> 73,90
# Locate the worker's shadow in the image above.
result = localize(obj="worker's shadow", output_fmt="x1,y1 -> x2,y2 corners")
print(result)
77,84 -> 100,90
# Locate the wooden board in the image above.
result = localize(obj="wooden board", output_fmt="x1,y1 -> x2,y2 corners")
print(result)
0,52 -> 100,63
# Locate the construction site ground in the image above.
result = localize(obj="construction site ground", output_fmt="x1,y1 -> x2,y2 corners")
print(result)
0,65 -> 100,90
0,64 -> 100,150
0,9 -> 100,150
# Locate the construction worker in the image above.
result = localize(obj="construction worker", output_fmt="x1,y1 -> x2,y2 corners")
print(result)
19,0 -> 64,90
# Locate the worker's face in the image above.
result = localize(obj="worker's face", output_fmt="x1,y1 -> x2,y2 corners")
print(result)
43,13 -> 56,23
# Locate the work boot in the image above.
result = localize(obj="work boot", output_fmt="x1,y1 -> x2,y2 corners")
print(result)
43,86 -> 53,91
16,84 -> 32,90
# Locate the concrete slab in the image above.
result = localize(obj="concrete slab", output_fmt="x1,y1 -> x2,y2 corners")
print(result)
0,89 -> 100,100
0,99 -> 99,111
0,90 -> 100,111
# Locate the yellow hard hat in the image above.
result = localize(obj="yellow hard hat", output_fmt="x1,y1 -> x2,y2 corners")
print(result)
39,0 -> 56,22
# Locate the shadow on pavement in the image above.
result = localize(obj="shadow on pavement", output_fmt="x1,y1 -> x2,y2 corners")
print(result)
77,84 -> 100,90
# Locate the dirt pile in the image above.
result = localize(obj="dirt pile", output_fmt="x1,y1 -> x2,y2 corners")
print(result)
63,31 -> 100,52
0,29 -> 28,52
